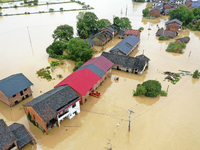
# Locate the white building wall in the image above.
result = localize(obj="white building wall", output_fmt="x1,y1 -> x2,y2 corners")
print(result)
57,101 -> 80,126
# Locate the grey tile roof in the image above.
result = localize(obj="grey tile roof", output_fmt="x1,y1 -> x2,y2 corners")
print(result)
189,2 -> 200,8
110,24 -> 118,30
101,52 -> 150,71
118,29 -> 125,35
0,73 -> 33,98
9,123 -> 34,149
23,86 -> 79,123
164,8 -> 173,14
0,119 -> 16,150
110,35 -> 140,55
176,37 -> 190,43
166,18 -> 182,25
150,7 -> 162,12
77,64 -> 106,78
156,29 -> 177,38
92,32 -> 107,42
103,26 -> 115,32
84,38 -> 95,46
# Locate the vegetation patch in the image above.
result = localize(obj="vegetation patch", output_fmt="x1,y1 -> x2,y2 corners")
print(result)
133,80 -> 164,97
36,68 -> 52,81
193,70 -> 200,78
159,35 -> 170,40
139,27 -> 144,31
166,42 -> 186,53
50,60 -> 59,67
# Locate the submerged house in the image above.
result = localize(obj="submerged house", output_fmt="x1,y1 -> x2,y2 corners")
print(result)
175,37 -> 190,43
152,0 -> 165,8
55,56 -> 113,105
101,52 -> 150,75
109,35 -> 140,56
0,73 -> 33,107
165,18 -> 182,32
23,86 -> 80,134
150,7 -> 162,17
91,31 -> 111,46
0,119 -> 36,150
156,29 -> 177,38
118,29 -> 141,39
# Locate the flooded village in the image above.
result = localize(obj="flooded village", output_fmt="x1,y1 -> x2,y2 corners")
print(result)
1,0 -> 200,150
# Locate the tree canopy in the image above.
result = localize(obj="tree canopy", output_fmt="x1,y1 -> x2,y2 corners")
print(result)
46,41 -> 65,57
168,5 -> 194,26
142,8 -> 150,17
52,24 -> 73,41
77,12 -> 99,39
142,80 -> 161,97
65,38 -> 93,62
114,17 -> 132,31
97,19 -> 112,31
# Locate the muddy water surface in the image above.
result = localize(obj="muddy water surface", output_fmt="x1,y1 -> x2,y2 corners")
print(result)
0,0 -> 200,150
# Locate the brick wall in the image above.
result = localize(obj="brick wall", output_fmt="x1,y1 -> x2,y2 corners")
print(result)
0,90 -> 10,106
8,87 -> 32,107
150,9 -> 161,17
166,22 -> 181,32
163,5 -> 172,9
175,39 -> 182,43
24,106 -> 48,134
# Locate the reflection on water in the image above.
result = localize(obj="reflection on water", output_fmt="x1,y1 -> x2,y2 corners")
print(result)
0,0 -> 200,150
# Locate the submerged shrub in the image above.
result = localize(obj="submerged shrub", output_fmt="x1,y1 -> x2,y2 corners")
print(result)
161,90 -> 168,96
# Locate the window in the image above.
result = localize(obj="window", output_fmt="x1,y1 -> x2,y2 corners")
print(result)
72,103 -> 76,108
13,94 -> 16,98
24,88 -> 27,91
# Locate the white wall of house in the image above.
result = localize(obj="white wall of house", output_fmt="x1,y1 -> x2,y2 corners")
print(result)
57,101 -> 80,127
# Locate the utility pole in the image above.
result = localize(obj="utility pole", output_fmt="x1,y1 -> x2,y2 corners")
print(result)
113,15 -> 115,24
27,26 -> 34,55
121,9 -> 123,18
125,5 -> 128,17
128,109 -> 134,132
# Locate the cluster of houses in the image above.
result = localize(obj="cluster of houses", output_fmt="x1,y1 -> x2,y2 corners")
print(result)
0,119 -> 36,150
0,32 -> 150,138
156,18 -> 182,38
151,0 -> 200,18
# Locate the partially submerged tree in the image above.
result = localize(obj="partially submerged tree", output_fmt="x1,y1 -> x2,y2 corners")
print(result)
142,80 -> 162,97
193,70 -> 200,78
142,8 -> 150,17
65,38 -> 93,62
46,41 -> 65,57
114,17 -> 132,31
97,19 -> 111,31
52,24 -> 73,41
77,12 -> 99,39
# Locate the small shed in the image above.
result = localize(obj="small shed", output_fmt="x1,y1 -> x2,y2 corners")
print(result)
156,29 -> 177,38
175,37 -> 190,43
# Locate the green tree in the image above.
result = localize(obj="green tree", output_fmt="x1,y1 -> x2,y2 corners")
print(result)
60,7 -> 63,11
168,5 -> 194,26
196,20 -> 200,31
46,41 -> 65,56
97,19 -> 111,31
0,12 -> 2,16
134,84 -> 147,96
142,80 -> 162,97
193,70 -> 199,78
65,38 -> 93,62
49,8 -> 54,12
114,17 -> 132,31
24,0 -> 27,4
52,24 -> 73,41
142,8 -> 150,17
77,12 -> 99,39
73,61 -> 84,71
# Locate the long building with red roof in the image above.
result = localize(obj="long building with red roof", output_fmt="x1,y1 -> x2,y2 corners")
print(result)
55,56 -> 114,104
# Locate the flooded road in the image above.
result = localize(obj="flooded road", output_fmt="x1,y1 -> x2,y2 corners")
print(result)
0,0 -> 200,149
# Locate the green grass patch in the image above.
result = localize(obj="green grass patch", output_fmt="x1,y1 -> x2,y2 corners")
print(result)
158,35 -> 170,40
166,42 -> 186,53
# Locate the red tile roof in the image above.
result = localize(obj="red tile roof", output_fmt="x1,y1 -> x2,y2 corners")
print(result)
55,68 -> 100,96
82,56 -> 114,72
124,29 -> 140,36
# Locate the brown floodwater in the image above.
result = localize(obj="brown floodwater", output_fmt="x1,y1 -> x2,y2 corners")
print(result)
0,0 -> 200,150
